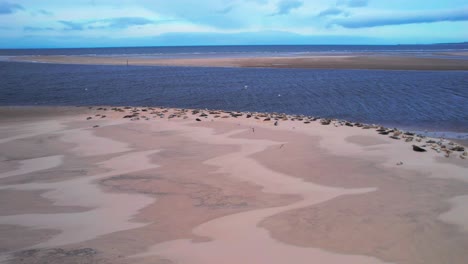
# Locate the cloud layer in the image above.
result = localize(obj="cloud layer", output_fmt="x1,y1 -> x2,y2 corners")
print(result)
318,7 -> 344,17
0,0 -> 467,47
332,7 -> 468,28
59,17 -> 155,31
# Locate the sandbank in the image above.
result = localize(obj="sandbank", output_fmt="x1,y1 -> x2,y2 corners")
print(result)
0,106 -> 467,264
7,54 -> 468,70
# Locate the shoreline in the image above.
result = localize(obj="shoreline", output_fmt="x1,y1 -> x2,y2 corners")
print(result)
1,105 -> 467,148
0,105 -> 467,264
6,54 -> 468,71
81,106 -> 468,152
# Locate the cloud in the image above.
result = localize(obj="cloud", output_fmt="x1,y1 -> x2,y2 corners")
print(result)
337,0 -> 369,8
59,17 -> 155,31
331,7 -> 468,28
140,1 -> 251,29
59,20 -> 84,30
98,17 -> 154,29
217,5 -> 234,14
24,26 -> 54,31
318,7 -> 344,17
272,0 -> 303,15
38,9 -> 53,16
0,1 -> 24,15
30,9 -> 53,17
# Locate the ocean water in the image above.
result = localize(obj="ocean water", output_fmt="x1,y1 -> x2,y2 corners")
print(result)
1,43 -> 468,58
1,60 -> 467,137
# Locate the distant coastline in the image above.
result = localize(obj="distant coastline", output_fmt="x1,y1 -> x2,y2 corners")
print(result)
6,54 -> 468,71
2,43 -> 467,71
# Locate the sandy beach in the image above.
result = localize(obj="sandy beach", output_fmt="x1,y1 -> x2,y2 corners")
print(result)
0,106 -> 467,264
8,54 -> 468,70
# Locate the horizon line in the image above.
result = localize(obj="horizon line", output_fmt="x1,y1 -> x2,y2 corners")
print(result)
1,42 -> 467,50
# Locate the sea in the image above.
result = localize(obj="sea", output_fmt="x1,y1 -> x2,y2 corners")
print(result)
0,44 -> 467,140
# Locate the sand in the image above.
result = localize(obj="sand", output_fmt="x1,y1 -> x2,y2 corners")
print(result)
8,54 -> 468,70
436,51 -> 468,56
0,106 -> 467,264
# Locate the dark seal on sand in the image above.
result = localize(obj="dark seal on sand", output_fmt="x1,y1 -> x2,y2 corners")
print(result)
451,146 -> 465,152
412,145 -> 427,152
321,119 -> 331,125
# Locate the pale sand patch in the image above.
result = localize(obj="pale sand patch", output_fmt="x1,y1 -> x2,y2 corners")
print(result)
0,156 -> 63,179
60,127 -> 131,156
439,195 -> 468,233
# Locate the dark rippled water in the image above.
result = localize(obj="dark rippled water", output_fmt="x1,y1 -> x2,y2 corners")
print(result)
1,61 -> 467,135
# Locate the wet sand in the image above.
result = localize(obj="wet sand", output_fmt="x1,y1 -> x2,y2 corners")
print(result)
0,106 -> 467,264
8,55 -> 468,70
436,51 -> 468,56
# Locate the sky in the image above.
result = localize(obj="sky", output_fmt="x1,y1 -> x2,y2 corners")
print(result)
0,0 -> 467,48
